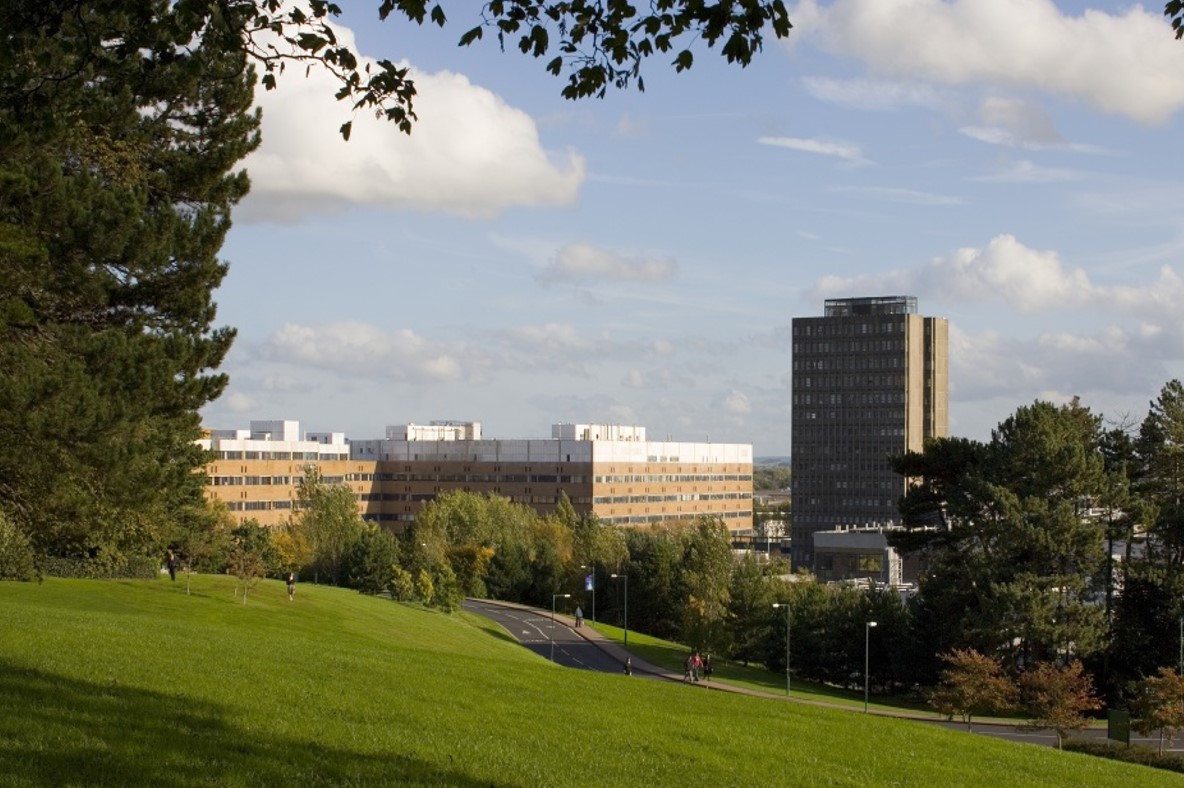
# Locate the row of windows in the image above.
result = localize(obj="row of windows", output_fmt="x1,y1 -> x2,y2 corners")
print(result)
794,391 -> 905,405
794,411 -> 906,429
796,321 -> 904,337
794,356 -> 902,372
591,492 -> 749,505
796,376 -> 906,392
594,474 -> 751,484
793,339 -> 905,355
600,510 -> 751,525
816,553 -> 885,573
215,451 -> 349,461
225,500 -> 293,512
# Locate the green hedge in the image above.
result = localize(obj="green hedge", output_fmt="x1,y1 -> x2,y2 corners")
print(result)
38,554 -> 160,580
1063,738 -> 1184,774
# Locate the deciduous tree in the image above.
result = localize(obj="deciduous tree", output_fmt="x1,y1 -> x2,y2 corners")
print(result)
929,649 -> 1017,730
227,521 -> 274,604
1130,666 -> 1184,754
291,468 -> 367,585
1020,660 -> 1102,749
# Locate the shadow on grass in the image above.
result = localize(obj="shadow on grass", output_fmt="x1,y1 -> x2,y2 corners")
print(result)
0,659 -> 508,786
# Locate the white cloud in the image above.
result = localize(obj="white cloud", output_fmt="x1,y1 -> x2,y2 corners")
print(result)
537,243 -> 679,285
790,0 -> 1184,124
224,392 -> 254,412
950,323 -> 1170,404
757,135 -> 867,163
501,323 -> 601,354
815,234 -> 1184,318
829,185 -> 962,205
802,76 -> 945,110
969,160 -> 1082,183
720,390 -> 753,416
958,98 -> 1112,153
239,22 -> 585,221
260,322 -> 468,382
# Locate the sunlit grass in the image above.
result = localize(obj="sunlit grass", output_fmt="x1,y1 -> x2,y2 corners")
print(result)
0,577 -> 1170,786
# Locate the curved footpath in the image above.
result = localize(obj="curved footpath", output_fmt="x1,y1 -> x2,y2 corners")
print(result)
464,598 -> 1128,751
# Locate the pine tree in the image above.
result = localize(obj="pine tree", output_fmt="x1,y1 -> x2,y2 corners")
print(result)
0,1 -> 259,563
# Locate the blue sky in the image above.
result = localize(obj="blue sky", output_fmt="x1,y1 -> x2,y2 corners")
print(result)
202,1 -> 1184,456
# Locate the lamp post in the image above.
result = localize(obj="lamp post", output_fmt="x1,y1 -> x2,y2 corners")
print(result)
611,573 -> 628,647
864,620 -> 878,713
773,603 -> 791,696
551,593 -> 571,662
581,564 -> 595,625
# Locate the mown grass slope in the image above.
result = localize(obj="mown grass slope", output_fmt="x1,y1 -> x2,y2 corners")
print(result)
0,576 -> 1173,787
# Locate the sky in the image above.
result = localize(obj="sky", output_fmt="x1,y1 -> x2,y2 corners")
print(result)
201,0 -> 1184,457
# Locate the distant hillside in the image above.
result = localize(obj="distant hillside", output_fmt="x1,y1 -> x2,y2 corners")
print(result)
754,456 -> 790,467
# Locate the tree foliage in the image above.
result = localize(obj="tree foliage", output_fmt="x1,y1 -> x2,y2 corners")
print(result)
238,1 -> 792,139
896,401 -> 1109,676
929,649 -> 1017,730
0,510 -> 38,582
291,468 -> 367,585
227,521 -> 274,603
1130,667 -> 1184,754
1020,660 -> 1102,749
0,0 -> 258,564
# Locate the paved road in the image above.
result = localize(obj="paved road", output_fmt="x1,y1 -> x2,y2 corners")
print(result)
464,598 -> 1175,751
464,599 -> 636,675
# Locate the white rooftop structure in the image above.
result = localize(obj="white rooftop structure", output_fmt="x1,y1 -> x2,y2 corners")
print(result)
351,422 -> 750,465
199,420 -> 349,460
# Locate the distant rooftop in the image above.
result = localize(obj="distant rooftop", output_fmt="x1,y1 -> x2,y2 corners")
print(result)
823,295 -> 917,317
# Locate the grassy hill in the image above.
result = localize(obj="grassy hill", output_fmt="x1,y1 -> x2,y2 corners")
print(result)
0,576 -> 1173,787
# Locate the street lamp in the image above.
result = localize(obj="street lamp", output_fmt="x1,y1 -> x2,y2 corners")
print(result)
773,603 -> 791,696
581,564 -> 595,625
551,593 -> 571,662
864,620 -> 878,713
611,573 -> 628,647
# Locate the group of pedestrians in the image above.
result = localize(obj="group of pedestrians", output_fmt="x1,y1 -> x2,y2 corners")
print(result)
683,652 -> 712,683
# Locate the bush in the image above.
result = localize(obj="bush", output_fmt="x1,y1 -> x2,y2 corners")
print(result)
38,553 -> 158,580
0,512 -> 39,581
1063,739 -> 1184,774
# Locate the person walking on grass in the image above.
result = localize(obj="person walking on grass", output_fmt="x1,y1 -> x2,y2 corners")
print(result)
166,550 -> 177,582
287,571 -> 296,601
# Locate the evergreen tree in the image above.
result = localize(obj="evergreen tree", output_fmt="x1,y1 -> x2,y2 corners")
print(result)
0,1 -> 259,563
897,401 -> 1109,674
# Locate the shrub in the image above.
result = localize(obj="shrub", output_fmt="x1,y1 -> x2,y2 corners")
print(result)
37,553 -> 157,580
0,512 -> 39,581
1063,739 -> 1184,775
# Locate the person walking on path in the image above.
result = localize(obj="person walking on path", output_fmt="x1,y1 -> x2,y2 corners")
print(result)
703,654 -> 713,683
691,652 -> 703,682
623,657 -> 632,676
287,571 -> 296,601
684,654 -> 694,683
574,605 -> 583,628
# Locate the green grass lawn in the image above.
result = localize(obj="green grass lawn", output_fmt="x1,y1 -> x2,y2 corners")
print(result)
0,577 -> 1172,786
